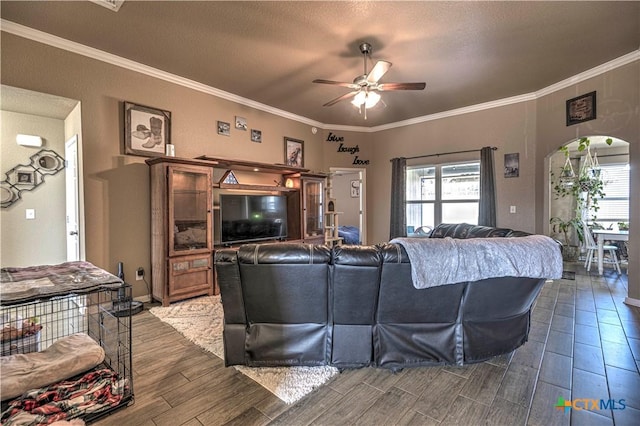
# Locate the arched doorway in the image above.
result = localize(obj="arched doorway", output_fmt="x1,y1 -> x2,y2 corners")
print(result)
547,135 -> 630,271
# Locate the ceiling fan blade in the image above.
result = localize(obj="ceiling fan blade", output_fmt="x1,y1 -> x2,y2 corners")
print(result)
323,91 -> 358,107
366,60 -> 392,84
377,82 -> 426,91
313,79 -> 358,89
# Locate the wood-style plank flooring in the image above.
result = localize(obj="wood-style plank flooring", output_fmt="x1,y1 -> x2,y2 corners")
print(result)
95,263 -> 640,425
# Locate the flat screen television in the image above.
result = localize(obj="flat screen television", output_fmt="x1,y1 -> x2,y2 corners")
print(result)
219,194 -> 288,244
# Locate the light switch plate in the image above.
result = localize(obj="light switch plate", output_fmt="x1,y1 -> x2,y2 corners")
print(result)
25,209 -> 35,219
510,205 -> 516,214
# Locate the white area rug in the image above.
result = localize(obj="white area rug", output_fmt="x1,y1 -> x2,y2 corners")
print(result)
149,296 -> 338,404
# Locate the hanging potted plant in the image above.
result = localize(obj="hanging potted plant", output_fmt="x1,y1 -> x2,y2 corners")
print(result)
552,138 -> 610,217
550,137 -> 611,260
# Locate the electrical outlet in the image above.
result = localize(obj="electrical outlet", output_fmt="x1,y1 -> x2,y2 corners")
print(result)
136,267 -> 144,281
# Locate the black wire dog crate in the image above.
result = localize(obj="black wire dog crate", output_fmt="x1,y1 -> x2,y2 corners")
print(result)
1,283 -> 134,423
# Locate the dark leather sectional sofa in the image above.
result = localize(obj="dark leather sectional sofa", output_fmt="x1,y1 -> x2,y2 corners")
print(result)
214,223 -> 554,370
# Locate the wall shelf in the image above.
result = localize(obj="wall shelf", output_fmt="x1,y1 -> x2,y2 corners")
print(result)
216,183 -> 294,192
195,155 -> 309,174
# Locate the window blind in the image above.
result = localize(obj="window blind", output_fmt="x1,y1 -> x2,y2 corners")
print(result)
596,164 -> 629,222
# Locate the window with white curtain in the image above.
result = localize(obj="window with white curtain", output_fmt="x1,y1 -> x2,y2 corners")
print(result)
594,163 -> 629,229
406,162 -> 480,231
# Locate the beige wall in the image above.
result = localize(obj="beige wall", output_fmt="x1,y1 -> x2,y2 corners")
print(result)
1,33 -> 324,296
367,100 -> 538,244
535,62 -> 639,300
1,110 -> 67,266
321,130 -> 373,171
2,32 -> 638,300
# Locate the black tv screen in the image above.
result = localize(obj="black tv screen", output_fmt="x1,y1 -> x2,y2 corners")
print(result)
220,194 -> 288,244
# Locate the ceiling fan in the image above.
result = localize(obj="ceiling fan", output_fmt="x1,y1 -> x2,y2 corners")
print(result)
313,42 -> 426,119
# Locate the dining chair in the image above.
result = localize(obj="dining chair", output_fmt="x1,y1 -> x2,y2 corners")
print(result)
581,221 -> 621,274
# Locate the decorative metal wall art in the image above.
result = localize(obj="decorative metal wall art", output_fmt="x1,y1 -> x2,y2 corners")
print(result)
1,149 -> 65,208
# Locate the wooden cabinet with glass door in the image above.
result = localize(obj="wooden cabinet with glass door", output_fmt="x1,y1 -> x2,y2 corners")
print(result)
148,158 -> 214,306
301,174 -> 326,244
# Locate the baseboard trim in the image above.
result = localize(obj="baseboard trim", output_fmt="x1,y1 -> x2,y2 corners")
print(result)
623,297 -> 640,308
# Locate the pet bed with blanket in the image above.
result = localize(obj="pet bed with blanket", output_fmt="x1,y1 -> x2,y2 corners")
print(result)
1,367 -> 126,425
0,261 -> 133,424
1,333 -> 129,425
1,333 -> 105,401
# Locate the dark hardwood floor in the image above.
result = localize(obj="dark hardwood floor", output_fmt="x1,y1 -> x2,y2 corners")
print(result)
95,263 -> 639,425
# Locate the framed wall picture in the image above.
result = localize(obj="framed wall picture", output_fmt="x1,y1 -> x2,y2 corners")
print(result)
251,129 -> 262,143
235,116 -> 247,131
124,102 -> 171,157
217,121 -> 231,136
284,137 -> 304,168
504,153 -> 519,178
566,91 -> 596,126
350,180 -> 360,197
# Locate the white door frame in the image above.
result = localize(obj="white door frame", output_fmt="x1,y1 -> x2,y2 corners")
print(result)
65,135 -> 81,261
329,167 -> 367,245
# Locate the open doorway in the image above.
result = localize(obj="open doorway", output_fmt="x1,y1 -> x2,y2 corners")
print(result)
329,167 -> 366,245
0,85 -> 83,265
547,135 -> 629,269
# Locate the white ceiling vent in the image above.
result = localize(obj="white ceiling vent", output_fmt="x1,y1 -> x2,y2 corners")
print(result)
89,0 -> 125,12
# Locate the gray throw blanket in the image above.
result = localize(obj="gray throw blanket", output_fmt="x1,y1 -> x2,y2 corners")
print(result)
390,235 -> 563,289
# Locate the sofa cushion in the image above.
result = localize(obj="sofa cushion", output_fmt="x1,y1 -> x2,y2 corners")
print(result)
430,223 -> 515,239
237,242 -> 331,264
332,245 -> 381,324
236,243 -> 332,366
331,245 -> 381,368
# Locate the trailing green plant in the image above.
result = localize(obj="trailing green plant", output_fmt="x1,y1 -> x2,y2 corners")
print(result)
550,137 -> 612,220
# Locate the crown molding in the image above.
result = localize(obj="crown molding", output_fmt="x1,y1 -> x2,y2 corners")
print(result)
368,93 -> 538,133
535,50 -> 640,98
0,19 -> 325,129
2,19 -> 638,133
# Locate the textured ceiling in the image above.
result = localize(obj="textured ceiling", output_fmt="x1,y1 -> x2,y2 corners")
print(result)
1,85 -> 79,120
1,1 -> 639,127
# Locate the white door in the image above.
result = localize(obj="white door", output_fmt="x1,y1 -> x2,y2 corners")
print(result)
65,135 -> 80,261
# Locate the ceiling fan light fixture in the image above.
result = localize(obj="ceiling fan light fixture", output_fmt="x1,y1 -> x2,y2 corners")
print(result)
351,90 -> 381,109
351,91 -> 366,107
313,42 -> 425,116
365,91 -> 381,108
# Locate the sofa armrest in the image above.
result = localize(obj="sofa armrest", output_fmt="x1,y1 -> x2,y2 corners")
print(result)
214,249 -> 247,366
214,249 -> 245,324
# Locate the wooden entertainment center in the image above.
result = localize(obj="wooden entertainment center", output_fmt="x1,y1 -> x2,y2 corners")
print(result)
146,156 -> 327,305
